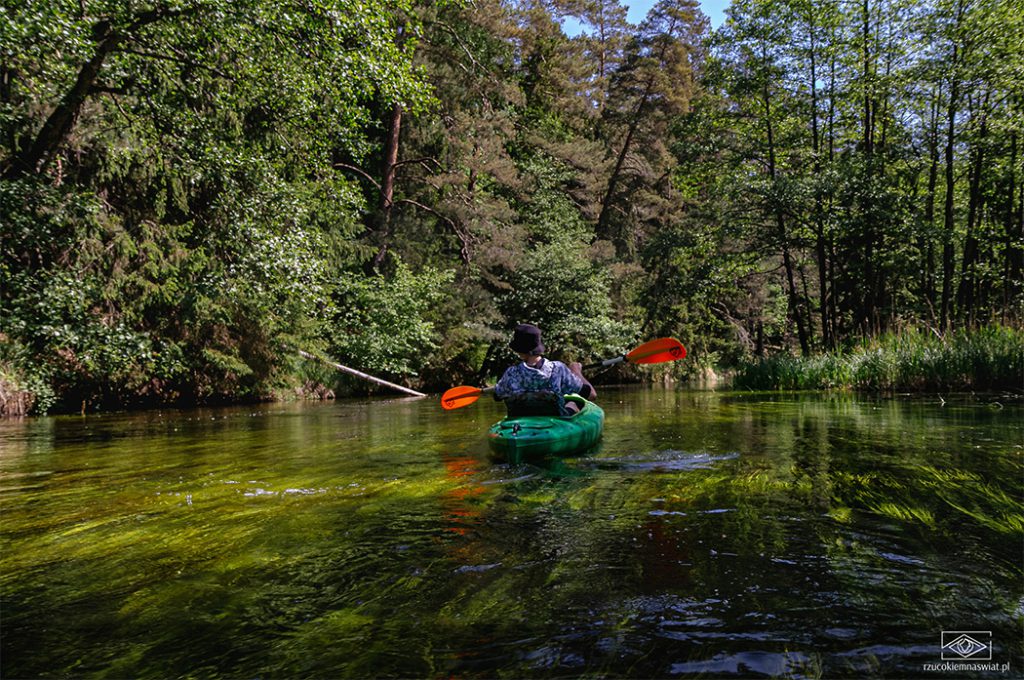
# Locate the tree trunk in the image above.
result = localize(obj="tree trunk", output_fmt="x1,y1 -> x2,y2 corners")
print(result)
923,85 -> 941,318
827,54 -> 839,335
596,74 -> 654,246
371,102 -> 403,270
3,7 -> 187,179
957,94 -> 987,325
862,0 -> 874,156
597,12 -> 681,250
940,48 -> 959,331
828,55 -> 836,163
809,13 -> 832,349
2,64 -> 15,155
3,20 -> 121,179
857,0 -> 883,333
878,18 -> 893,153
1006,131 -> 1023,318
763,59 -> 810,355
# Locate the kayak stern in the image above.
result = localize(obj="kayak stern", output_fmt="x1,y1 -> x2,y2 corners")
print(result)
487,395 -> 604,463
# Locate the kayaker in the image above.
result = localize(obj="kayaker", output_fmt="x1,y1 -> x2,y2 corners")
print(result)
494,323 -> 596,416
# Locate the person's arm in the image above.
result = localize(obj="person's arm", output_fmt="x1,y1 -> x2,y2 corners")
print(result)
493,365 -> 515,400
567,362 -> 596,400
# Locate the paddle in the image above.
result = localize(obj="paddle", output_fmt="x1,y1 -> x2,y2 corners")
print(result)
583,337 -> 686,370
440,384 -> 496,411
441,338 -> 687,410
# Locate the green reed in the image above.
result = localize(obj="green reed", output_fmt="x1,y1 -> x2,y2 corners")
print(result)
733,325 -> 1024,392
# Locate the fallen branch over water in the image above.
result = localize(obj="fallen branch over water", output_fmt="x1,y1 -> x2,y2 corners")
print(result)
298,350 -> 426,398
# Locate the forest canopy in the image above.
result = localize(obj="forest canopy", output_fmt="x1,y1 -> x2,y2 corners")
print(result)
1,0 -> 1021,412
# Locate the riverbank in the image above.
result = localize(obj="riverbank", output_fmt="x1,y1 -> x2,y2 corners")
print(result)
5,325 -> 1021,417
0,361 -> 38,417
732,325 -> 1024,392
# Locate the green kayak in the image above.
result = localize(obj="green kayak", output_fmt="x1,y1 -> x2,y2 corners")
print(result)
487,394 -> 604,463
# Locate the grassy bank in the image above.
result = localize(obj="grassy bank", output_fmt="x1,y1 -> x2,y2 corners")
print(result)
733,325 -> 1024,392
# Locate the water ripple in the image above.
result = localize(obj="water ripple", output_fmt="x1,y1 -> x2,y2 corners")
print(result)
670,651 -> 814,677
586,450 -> 740,472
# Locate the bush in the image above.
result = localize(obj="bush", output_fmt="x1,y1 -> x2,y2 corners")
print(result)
329,261 -> 454,378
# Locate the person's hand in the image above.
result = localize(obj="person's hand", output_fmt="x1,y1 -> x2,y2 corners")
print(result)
568,361 -> 596,399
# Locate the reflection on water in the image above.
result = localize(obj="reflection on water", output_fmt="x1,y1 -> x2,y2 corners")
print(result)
1,389 -> 1021,678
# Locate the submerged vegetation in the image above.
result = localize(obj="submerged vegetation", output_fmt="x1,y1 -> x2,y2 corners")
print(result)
2,0 -> 1022,413
2,391 -> 1021,676
733,326 -> 1024,392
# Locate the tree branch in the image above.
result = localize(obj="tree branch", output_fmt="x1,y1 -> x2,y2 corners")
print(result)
393,156 -> 443,172
424,19 -> 483,73
3,4 -> 203,179
113,44 -> 233,80
397,198 -> 471,264
334,162 -> 381,190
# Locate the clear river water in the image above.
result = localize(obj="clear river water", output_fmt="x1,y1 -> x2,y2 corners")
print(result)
1,387 -> 1021,678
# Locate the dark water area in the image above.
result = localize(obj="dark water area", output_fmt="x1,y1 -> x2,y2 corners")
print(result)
1,387 -> 1021,678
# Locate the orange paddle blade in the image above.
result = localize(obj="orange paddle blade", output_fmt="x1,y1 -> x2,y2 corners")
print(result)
626,337 -> 687,364
441,385 -> 484,410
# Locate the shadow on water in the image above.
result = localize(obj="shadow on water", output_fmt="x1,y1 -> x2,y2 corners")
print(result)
1,388 -> 1021,678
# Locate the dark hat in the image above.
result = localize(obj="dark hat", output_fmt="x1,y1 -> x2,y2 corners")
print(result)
509,323 -> 545,355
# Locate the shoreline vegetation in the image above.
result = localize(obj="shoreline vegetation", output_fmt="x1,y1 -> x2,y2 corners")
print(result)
3,325 -> 1020,417
732,325 -> 1024,393
0,369 -> 36,417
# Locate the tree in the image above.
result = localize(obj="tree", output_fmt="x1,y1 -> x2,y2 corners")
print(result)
597,0 -> 707,256
557,0 -> 631,114
1,0 -> 433,409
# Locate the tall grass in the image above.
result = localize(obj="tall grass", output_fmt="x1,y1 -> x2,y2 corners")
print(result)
733,325 -> 1024,392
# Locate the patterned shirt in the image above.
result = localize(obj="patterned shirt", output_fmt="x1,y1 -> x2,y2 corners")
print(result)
494,358 -> 584,415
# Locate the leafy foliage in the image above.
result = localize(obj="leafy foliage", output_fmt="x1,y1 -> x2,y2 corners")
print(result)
2,0 -> 1021,413
329,262 -> 453,376
1,0 -> 438,410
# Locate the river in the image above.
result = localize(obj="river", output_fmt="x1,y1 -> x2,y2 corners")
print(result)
1,387 -> 1021,678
